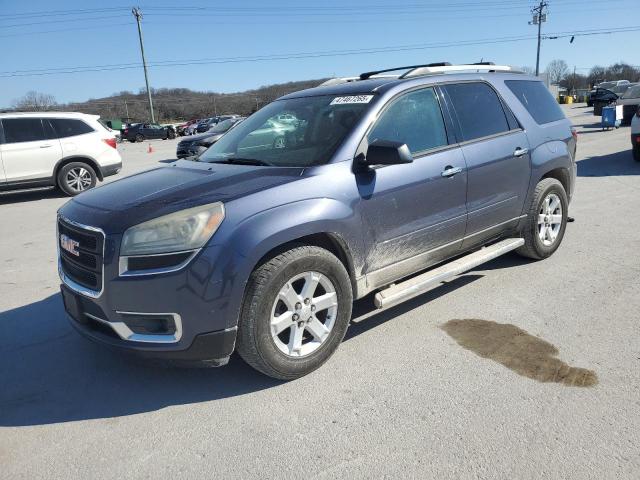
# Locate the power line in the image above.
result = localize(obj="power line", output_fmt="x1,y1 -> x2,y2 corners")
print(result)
0,22 -> 134,38
2,25 -> 638,78
0,14 -> 131,28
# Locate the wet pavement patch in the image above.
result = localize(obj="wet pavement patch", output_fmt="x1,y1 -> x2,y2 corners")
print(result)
441,319 -> 598,387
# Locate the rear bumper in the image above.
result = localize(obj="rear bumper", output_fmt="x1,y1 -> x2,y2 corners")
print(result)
100,161 -> 122,178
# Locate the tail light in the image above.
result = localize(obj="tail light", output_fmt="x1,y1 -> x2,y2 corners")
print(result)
571,127 -> 578,142
124,128 -> 129,134
103,138 -> 117,149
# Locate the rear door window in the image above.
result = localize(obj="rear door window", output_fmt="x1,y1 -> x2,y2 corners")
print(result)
443,82 -> 511,142
368,87 -> 448,155
1,118 -> 47,144
505,80 -> 566,124
49,118 -> 94,138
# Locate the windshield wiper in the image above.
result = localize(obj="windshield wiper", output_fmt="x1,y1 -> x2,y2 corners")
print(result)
211,157 -> 273,166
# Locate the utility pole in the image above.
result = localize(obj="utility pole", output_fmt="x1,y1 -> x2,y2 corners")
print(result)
124,100 -> 129,120
132,7 -> 155,122
529,1 -> 548,77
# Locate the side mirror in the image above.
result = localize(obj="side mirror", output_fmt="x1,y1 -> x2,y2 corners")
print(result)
360,139 -> 413,167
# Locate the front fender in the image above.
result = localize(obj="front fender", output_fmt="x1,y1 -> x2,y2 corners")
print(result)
203,198 -> 364,329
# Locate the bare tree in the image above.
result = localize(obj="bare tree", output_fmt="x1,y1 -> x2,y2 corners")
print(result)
12,91 -> 57,111
545,60 -> 569,85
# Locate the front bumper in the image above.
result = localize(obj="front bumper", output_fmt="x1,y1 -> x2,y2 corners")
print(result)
61,283 -> 237,364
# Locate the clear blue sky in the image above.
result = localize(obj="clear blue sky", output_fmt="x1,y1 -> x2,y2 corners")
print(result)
1,0 -> 638,107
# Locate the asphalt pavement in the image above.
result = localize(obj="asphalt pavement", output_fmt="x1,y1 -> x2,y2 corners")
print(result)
1,105 -> 639,479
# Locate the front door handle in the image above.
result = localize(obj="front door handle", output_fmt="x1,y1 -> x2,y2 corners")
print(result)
40,144 -> 53,148
514,147 -> 529,157
441,166 -> 463,178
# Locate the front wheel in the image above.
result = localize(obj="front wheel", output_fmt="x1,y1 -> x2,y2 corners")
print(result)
236,245 -> 353,380
516,178 -> 568,260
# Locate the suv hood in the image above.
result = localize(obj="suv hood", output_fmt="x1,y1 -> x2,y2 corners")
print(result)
64,160 -> 303,232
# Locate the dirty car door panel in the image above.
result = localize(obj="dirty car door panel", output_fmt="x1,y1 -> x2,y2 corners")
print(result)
442,82 -> 530,241
357,87 -> 467,281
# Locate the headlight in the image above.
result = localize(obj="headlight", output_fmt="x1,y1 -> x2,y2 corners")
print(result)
120,202 -> 225,256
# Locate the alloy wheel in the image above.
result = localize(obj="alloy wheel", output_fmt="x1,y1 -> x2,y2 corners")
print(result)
537,193 -> 563,246
270,271 -> 338,357
66,167 -> 93,193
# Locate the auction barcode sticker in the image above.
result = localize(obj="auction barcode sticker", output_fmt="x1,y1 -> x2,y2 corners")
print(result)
330,95 -> 374,105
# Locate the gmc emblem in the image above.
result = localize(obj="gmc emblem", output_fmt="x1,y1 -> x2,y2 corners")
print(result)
60,234 -> 80,257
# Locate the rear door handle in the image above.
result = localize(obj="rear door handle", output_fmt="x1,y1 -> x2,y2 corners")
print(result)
40,144 -> 52,148
441,166 -> 463,178
514,147 -> 529,157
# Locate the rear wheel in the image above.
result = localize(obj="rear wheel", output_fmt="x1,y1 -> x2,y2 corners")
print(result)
57,162 -> 97,196
634,146 -> 640,162
135,133 -> 144,142
236,245 -> 352,380
517,178 -> 568,260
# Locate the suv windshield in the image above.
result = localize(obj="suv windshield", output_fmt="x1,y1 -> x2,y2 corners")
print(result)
209,118 -> 237,133
622,85 -> 640,99
198,95 -> 372,167
611,84 -> 631,95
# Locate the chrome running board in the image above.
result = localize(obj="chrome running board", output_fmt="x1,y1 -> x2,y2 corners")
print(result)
374,238 -> 525,309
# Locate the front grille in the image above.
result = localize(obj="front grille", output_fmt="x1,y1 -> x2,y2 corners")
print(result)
58,217 -> 104,293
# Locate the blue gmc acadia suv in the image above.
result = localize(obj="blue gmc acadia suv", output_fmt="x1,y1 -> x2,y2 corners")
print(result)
58,63 -> 577,379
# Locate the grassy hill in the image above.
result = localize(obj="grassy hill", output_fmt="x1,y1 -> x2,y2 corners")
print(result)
63,79 -> 327,123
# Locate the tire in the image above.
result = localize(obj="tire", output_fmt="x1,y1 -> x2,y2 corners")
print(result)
168,130 -> 176,139
516,178 -> 568,260
57,162 -> 97,196
135,133 -> 144,142
236,245 -> 353,380
633,146 -> 640,162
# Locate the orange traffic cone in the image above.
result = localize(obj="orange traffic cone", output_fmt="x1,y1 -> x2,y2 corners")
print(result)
147,143 -> 154,154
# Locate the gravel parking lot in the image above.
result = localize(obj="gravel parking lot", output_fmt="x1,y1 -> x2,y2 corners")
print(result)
1,105 -> 639,479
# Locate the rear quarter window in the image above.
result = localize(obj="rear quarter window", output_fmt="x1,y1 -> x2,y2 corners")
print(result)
505,80 -> 566,125
443,82 -> 511,142
50,118 -> 95,138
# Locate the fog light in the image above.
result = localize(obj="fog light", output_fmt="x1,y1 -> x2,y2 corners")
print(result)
120,313 -> 176,335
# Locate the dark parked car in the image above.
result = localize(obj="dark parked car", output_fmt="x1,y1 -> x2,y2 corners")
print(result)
618,85 -> 640,124
176,117 -> 244,158
591,88 -> 619,116
195,117 -> 216,133
123,122 -> 176,142
196,115 -> 239,133
58,63 -> 576,379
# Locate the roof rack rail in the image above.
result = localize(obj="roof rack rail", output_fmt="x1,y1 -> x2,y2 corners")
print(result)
401,63 -> 522,78
359,62 -> 451,80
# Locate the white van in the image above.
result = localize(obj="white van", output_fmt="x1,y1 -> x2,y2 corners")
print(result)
0,112 -> 122,196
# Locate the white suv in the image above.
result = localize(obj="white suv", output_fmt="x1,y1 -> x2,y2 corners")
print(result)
0,112 -> 122,196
